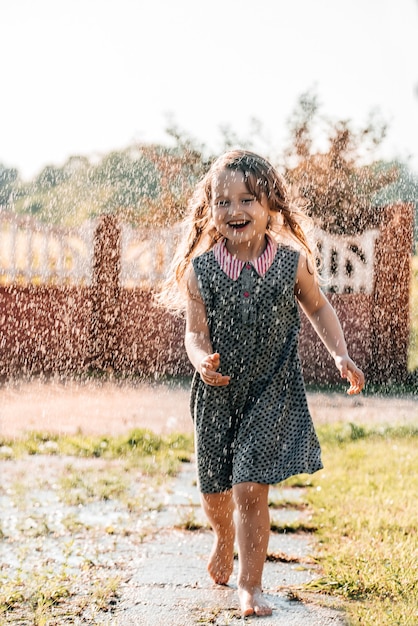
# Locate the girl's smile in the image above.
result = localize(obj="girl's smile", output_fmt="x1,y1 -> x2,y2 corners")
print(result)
211,169 -> 271,261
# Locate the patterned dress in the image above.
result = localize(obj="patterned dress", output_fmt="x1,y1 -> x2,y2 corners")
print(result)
190,237 -> 323,493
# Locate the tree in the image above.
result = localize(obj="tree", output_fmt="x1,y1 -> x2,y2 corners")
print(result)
0,164 -> 19,207
89,149 -> 161,219
138,142 -> 206,227
283,92 -> 399,234
36,165 -> 69,189
7,92 -> 413,238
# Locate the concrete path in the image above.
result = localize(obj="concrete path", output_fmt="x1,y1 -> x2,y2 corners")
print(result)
110,463 -> 346,625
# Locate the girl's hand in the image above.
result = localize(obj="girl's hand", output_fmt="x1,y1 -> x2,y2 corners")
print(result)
200,352 -> 230,387
335,355 -> 365,395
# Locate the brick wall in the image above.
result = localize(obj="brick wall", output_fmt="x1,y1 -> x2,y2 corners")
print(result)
0,204 -> 414,383
0,285 -> 91,378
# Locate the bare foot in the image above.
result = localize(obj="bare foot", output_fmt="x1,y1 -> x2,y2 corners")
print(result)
207,535 -> 234,585
238,586 -> 272,617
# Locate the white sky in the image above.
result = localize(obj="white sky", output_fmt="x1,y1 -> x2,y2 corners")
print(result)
1,0 -> 418,180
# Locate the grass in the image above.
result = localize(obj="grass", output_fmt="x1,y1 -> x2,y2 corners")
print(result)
0,429 -> 194,624
2,421 -> 418,624
284,423 -> 418,625
59,466 -> 129,505
0,428 -> 192,466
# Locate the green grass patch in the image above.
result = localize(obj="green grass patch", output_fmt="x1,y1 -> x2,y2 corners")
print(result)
0,428 -> 194,470
59,466 -> 129,505
290,424 -> 418,625
0,429 -> 194,623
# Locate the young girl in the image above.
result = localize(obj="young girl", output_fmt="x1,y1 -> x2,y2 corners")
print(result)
161,149 -> 364,617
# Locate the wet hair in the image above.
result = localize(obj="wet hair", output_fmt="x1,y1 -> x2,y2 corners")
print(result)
159,149 -> 313,311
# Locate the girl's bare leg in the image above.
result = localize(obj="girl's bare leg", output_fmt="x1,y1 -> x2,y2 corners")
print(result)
201,490 -> 235,585
233,482 -> 272,617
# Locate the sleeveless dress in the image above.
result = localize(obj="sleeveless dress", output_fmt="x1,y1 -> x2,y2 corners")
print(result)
190,241 -> 323,493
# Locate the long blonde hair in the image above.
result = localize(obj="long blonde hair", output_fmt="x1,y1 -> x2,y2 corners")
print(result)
158,149 -> 313,311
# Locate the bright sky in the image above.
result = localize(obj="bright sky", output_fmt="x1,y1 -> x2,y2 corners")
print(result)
1,0 -> 418,180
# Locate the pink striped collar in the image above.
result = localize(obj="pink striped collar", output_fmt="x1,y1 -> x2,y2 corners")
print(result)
213,235 -> 277,280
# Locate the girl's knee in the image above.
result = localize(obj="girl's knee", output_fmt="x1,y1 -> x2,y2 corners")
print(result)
233,482 -> 269,507
201,490 -> 233,512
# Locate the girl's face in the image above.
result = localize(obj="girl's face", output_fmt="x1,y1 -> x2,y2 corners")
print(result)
210,168 -> 271,257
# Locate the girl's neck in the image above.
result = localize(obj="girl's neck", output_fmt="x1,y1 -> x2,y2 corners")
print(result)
224,234 -> 268,262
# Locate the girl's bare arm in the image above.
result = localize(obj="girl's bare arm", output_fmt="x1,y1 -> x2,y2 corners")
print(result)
185,268 -> 230,386
295,253 -> 365,395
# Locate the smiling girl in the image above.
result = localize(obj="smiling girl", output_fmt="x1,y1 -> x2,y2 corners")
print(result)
160,149 -> 364,617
